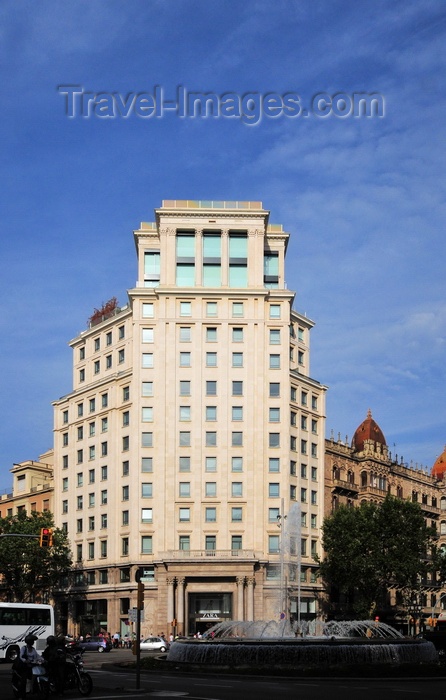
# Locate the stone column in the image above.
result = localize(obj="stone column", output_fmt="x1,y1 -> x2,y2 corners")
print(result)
195,228 -> 203,286
236,577 -> 245,620
166,577 -> 176,630
177,577 -> 185,635
221,230 -> 229,286
247,577 -> 255,621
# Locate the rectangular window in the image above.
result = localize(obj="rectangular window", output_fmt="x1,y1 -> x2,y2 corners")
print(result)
122,485 -> 129,501
206,327 -> 217,342
232,535 -> 242,551
269,354 -> 280,369
142,432 -> 153,447
269,329 -> 281,344
118,348 -> 125,364
269,535 -> 280,553
269,433 -> 280,448
89,468 -> 95,484
144,250 -> 160,286
232,352 -> 243,367
142,381 -> 153,397
311,443 -> 318,457
122,436 -> 129,451
88,493 -> 95,507
311,466 -> 317,481
232,381 -> 243,396
179,327 -> 191,342
301,439 -> 307,454
94,360 -> 100,375
206,381 -> 217,396
231,431 -> 243,446
179,456 -> 190,472
142,353 -> 154,368
206,431 -> 217,446
106,354 -> 112,369
178,406 -> 190,421
232,507 -> 242,522
142,302 -> 154,318
122,538 -> 129,556
269,408 -> 280,422
179,431 -> 191,446
311,490 -> 317,505
101,513 -> 107,528
101,489 -> 107,504
180,352 -> 191,367
205,535 -> 216,551
77,449 -> 83,464
142,407 -> 153,422
122,460 -> 130,475
122,411 -> 130,426
206,406 -> 217,421
205,507 -> 217,522
232,406 -> 243,421
206,351 -> 217,367
180,301 -> 191,316
205,482 -> 217,497
89,422 -> 95,436
206,301 -> 218,317
77,495 -> 83,510
232,327 -> 244,342
123,386 -> 130,401
122,510 -> 129,525
269,507 -> 280,522
88,515 -> 95,531
141,508 -> 153,523
269,483 -> 280,498
205,457 -> 217,472
62,477 -> 68,491
142,328 -> 155,343
141,483 -> 152,499
101,417 -> 108,432
231,482 -> 243,497
269,304 -> 281,319
179,507 -> 190,521
101,393 -> 108,408
301,488 -> 307,503
269,458 -> 280,472
77,426 -> 83,440
269,382 -> 280,397
179,535 -> 190,551
232,302 -> 244,317
141,457 -> 152,472
232,456 -> 243,472
290,485 -> 296,500
180,380 -> 191,396
179,482 -> 190,497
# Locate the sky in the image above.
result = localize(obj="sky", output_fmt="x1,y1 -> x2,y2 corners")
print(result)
0,0 -> 445,490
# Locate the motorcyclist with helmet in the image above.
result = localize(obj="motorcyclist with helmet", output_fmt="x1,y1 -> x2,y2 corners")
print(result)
42,635 -> 67,695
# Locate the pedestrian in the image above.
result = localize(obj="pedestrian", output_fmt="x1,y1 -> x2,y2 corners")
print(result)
17,634 -> 42,698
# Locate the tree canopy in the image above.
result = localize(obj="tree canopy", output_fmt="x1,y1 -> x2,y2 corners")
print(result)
317,495 -> 437,619
0,510 -> 72,602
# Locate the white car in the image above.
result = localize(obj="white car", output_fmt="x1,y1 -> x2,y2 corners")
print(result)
140,636 -> 168,652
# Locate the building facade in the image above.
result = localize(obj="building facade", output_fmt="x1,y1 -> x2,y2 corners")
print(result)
52,200 -> 327,637
0,452 -> 54,519
325,410 -> 446,629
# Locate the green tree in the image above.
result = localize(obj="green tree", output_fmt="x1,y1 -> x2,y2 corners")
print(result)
0,510 -> 72,602
317,495 -> 437,619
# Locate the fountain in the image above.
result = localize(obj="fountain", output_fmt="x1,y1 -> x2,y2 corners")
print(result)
168,503 -> 437,672
167,619 -> 438,671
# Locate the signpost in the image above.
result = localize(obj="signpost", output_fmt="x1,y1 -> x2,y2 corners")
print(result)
134,569 -> 145,690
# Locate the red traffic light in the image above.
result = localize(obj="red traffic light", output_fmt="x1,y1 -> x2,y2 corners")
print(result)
39,528 -> 53,547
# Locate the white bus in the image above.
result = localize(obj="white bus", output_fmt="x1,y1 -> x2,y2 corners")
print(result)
0,602 -> 55,661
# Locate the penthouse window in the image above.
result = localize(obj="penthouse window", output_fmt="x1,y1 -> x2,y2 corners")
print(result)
176,232 -> 195,286
229,232 -> 247,287
144,250 -> 160,287
202,232 -> 221,286
264,251 -> 279,288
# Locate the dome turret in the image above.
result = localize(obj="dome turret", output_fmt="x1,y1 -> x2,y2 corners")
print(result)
352,409 -> 387,454
432,446 -> 446,479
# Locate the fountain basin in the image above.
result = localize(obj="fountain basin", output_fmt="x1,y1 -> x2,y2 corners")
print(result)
167,637 -> 438,669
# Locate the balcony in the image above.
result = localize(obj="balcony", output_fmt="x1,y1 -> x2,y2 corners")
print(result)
158,549 -> 257,561
331,478 -> 359,496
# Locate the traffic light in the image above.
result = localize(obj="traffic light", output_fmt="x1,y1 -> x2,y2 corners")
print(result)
39,528 -> 53,547
137,581 -> 144,610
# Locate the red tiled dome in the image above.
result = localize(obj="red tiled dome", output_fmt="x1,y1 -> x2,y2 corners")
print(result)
352,409 -> 387,453
432,447 -> 446,479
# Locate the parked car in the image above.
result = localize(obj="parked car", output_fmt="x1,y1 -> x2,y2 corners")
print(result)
140,636 -> 168,652
68,636 -> 112,653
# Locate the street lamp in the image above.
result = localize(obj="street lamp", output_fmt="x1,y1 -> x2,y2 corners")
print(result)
277,500 -> 287,621
408,598 -> 423,637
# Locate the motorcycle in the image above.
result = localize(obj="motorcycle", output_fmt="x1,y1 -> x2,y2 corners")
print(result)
11,650 -> 93,698
64,650 -> 93,696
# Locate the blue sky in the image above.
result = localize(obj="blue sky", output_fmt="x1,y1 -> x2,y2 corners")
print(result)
0,0 -> 445,490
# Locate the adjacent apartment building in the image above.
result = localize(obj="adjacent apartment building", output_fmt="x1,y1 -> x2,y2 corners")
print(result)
52,200 -> 327,637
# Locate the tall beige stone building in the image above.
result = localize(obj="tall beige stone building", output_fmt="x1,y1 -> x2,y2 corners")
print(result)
53,200 -> 327,637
